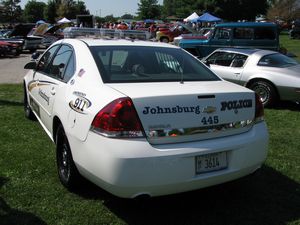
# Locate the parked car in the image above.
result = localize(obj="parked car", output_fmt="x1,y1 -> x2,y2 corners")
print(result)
0,23 -> 42,52
173,28 -> 213,46
177,22 -> 280,58
33,23 -> 64,48
156,22 -> 196,43
0,41 -> 20,57
202,48 -> 300,107
23,28 -> 268,198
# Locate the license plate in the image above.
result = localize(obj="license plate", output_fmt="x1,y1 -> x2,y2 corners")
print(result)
195,152 -> 227,174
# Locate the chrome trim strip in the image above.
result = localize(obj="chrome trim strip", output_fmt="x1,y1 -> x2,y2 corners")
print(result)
146,120 -> 255,144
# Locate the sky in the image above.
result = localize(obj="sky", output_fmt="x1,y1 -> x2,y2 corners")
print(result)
20,0 -> 164,17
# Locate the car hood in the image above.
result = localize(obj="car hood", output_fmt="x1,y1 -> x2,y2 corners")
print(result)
9,24 -> 35,37
108,81 -> 256,144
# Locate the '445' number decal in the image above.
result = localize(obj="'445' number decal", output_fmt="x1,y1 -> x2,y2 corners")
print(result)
201,116 -> 219,125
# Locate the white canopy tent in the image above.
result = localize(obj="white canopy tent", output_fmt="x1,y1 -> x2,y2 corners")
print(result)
57,17 -> 71,24
184,12 -> 199,22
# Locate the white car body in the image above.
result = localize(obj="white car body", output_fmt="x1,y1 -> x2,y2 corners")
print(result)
23,34 -> 268,198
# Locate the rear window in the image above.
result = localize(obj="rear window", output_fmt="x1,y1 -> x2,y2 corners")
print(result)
90,46 -> 220,83
258,53 -> 298,67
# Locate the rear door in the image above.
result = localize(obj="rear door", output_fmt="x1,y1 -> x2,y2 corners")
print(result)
29,44 -> 75,131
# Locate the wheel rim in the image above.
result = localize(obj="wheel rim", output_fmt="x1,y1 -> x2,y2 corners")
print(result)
161,38 -> 169,43
253,85 -> 270,104
59,136 -> 70,181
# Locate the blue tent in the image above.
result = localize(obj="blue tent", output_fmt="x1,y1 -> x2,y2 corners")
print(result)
191,13 -> 222,23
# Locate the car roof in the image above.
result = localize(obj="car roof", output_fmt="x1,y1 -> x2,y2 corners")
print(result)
213,48 -> 278,56
215,22 -> 277,28
60,38 -> 180,49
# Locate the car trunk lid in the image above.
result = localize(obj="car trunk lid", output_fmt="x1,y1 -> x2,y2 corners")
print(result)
108,81 -> 256,144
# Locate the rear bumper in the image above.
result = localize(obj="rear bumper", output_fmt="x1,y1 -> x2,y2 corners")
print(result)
70,121 -> 268,198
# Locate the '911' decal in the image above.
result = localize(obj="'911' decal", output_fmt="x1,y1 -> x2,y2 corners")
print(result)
69,92 -> 92,114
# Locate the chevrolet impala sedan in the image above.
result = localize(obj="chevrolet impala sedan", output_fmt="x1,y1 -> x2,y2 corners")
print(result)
23,28 -> 268,198
203,48 -> 300,107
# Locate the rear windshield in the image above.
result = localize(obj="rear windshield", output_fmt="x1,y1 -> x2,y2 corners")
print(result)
258,53 -> 299,67
90,46 -> 220,83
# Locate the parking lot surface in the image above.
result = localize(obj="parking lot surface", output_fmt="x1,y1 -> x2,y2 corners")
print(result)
0,54 -> 32,84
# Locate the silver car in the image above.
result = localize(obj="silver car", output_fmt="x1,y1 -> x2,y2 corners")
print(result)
203,48 -> 300,107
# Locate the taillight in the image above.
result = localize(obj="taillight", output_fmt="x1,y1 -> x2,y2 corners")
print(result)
255,93 -> 264,122
91,97 -> 144,138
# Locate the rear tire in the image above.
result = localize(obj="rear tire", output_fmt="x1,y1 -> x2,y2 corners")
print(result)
249,80 -> 277,107
56,124 -> 81,190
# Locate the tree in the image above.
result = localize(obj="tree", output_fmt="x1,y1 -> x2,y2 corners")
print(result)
137,0 -> 161,19
23,0 -> 46,23
44,0 -> 58,24
121,13 -> 134,20
57,0 -> 89,19
162,0 -> 270,21
0,0 -> 22,23
267,0 -> 300,22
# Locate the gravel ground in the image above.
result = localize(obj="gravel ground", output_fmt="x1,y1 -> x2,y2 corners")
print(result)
0,53 -> 32,84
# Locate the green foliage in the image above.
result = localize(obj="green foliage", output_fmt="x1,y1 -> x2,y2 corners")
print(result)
162,0 -> 270,21
44,0 -> 58,24
137,0 -> 161,19
0,0 -> 22,23
56,0 -> 89,20
23,0 -> 46,23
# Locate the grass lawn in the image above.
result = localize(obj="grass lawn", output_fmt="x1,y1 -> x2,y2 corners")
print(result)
280,32 -> 300,61
0,83 -> 300,225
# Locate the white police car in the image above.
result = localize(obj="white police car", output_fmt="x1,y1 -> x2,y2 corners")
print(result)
23,28 -> 268,198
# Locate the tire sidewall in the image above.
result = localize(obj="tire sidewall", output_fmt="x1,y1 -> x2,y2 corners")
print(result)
250,81 -> 276,107
56,125 -> 80,189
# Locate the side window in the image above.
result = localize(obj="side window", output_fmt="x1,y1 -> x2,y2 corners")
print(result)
214,28 -> 231,39
233,28 -> 254,39
63,52 -> 75,82
207,52 -> 235,67
48,45 -> 74,80
36,45 -> 60,73
230,54 -> 248,68
254,28 -> 276,40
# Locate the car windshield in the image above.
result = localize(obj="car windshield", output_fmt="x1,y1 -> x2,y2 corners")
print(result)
258,53 -> 299,68
90,46 -> 220,83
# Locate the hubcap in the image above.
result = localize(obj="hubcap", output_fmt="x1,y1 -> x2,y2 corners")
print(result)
60,143 -> 69,179
254,86 -> 269,104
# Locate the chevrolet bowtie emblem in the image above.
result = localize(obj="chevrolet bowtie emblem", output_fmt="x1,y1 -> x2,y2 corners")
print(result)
202,106 -> 216,114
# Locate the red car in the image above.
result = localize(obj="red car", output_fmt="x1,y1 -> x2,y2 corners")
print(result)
156,22 -> 196,43
0,41 -> 20,57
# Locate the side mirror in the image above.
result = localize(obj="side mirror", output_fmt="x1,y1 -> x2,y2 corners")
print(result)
203,60 -> 210,67
31,51 -> 40,60
24,61 -> 37,70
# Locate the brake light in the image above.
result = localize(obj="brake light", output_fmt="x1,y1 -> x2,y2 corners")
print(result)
91,97 -> 144,138
255,93 -> 264,122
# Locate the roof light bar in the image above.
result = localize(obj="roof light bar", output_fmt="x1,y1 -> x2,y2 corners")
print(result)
63,27 -> 151,40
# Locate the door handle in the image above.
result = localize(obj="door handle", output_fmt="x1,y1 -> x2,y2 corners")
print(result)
234,72 -> 240,75
50,87 -> 56,95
